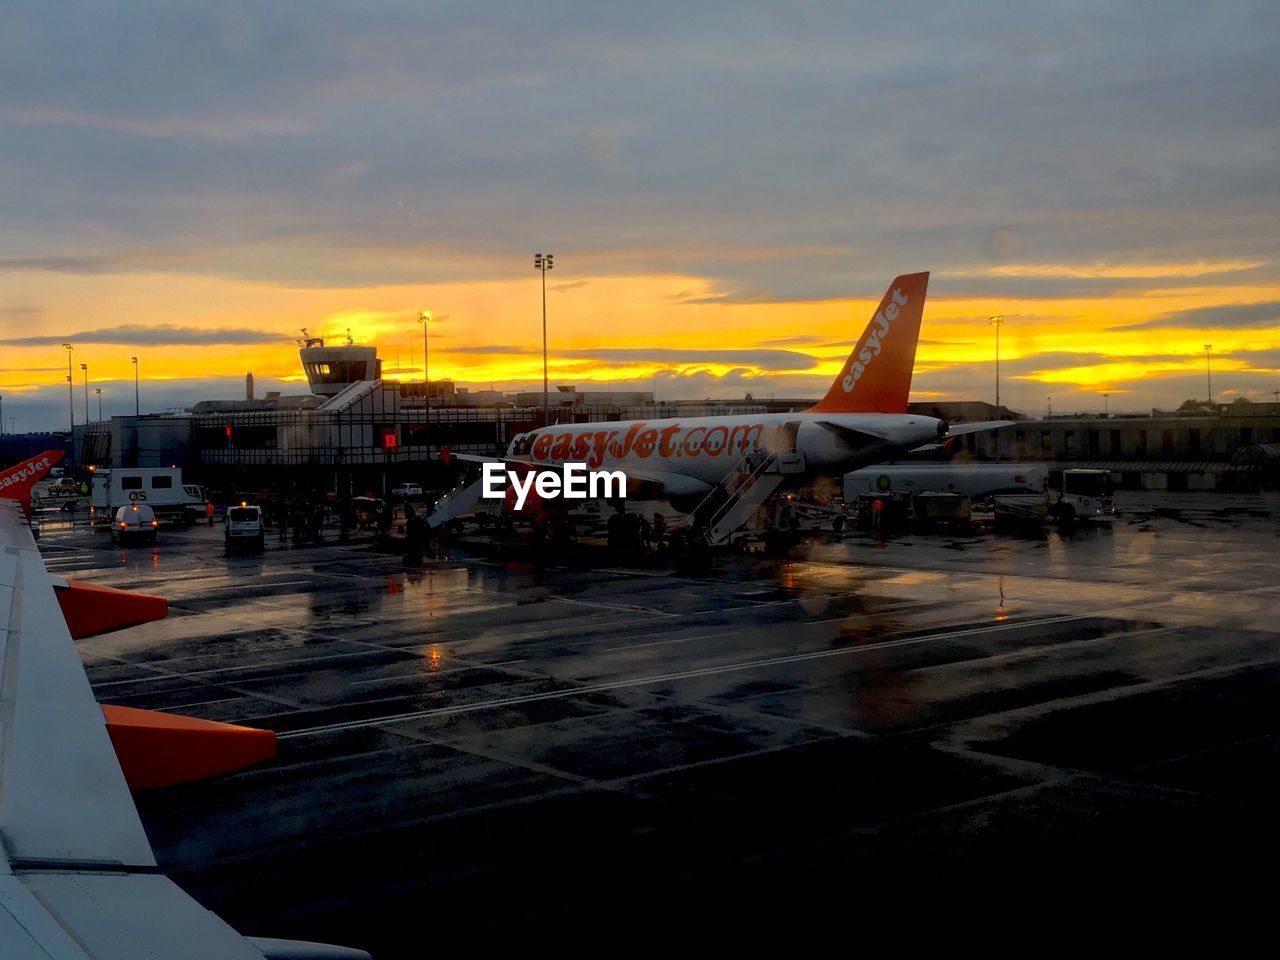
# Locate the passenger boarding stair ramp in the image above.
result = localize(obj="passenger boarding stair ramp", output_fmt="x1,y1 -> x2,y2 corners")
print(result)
427,471 -> 488,528
700,449 -> 806,545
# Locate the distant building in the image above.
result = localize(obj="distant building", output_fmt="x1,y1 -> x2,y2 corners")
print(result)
949,408 -> 1280,491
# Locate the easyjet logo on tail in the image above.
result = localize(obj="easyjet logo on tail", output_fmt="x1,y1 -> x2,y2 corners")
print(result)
808,271 -> 929,416
0,455 -> 53,493
841,286 -> 909,393
0,449 -> 64,518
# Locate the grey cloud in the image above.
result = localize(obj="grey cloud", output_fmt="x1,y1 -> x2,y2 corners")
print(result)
0,325 -> 286,346
0,255 -> 120,274
447,345 -> 819,370
676,289 -> 778,305
2,1 -> 1276,298
570,348 -> 818,370
757,335 -> 826,347
0,105 -> 310,141
0,250 -> 195,275
1228,347 -> 1280,368
446,345 -> 536,355
1114,301 -> 1280,331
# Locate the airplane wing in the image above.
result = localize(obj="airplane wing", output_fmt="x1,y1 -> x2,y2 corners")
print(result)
0,467 -> 368,957
942,420 -> 1016,436
812,420 -> 895,447
910,420 -> 1016,453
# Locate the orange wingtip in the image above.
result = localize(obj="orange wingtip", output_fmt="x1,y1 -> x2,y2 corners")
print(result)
102,705 -> 277,790
56,579 -> 168,639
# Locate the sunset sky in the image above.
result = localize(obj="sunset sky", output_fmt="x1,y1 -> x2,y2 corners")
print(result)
3,1 -> 1279,430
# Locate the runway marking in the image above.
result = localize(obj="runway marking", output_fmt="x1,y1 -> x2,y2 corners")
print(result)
601,629 -> 738,652
550,596 -> 682,618
90,647 -> 419,688
154,696 -> 245,711
279,614 -> 1086,739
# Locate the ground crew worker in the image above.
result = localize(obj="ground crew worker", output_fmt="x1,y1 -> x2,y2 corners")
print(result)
871,498 -> 884,533
205,500 -> 215,527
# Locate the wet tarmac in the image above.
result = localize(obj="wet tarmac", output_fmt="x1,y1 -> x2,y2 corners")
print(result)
38,494 -> 1280,947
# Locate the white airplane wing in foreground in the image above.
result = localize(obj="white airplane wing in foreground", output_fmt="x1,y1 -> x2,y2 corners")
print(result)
0,460 -> 368,958
910,420 -> 1016,453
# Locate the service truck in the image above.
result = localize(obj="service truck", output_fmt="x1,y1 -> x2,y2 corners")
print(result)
1053,468 -> 1116,522
842,463 -> 1116,525
91,468 -> 208,526
844,463 -> 1047,500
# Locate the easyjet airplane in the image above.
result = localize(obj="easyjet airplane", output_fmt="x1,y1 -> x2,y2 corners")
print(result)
0,452 -> 367,958
467,272 -> 1000,512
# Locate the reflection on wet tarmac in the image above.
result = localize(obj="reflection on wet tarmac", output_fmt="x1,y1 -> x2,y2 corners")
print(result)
40,493 -> 1280,947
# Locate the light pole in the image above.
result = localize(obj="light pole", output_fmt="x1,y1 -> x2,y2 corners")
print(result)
1204,344 -> 1213,406
989,315 -> 1004,415
131,356 -> 139,415
534,253 -> 554,424
417,310 -> 431,431
80,363 -> 89,425
63,343 -> 74,439
1102,392 -> 1110,418
1046,395 -> 1052,419
95,387 -> 103,421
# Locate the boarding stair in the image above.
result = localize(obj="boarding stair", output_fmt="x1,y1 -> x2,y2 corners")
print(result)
694,448 -> 807,545
427,471 -> 487,528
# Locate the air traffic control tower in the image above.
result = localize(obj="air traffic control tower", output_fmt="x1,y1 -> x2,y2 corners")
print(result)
298,330 -> 381,398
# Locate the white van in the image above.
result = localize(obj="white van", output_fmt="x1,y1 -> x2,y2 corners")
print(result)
92,468 -> 207,526
225,504 -> 265,552
111,503 -> 158,546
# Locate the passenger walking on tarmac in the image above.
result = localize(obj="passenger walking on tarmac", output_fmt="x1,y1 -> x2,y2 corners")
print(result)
652,513 -> 667,550
338,498 -> 354,544
871,497 -> 885,533
205,501 -> 215,527
403,504 -> 424,564
276,501 -> 289,541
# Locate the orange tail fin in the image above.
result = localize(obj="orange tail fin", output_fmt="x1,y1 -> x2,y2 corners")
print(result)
808,272 -> 929,414
0,449 -> 66,519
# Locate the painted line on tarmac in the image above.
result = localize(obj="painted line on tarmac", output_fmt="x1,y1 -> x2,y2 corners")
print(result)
279,613 -> 1087,740
550,596 -> 683,618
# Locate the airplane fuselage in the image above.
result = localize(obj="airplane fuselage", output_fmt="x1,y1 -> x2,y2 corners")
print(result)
509,411 -> 944,500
